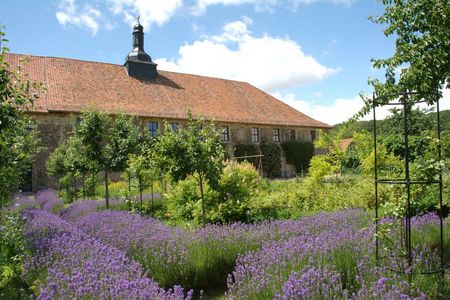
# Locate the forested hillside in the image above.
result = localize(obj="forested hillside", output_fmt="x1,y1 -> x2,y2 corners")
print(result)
333,109 -> 450,138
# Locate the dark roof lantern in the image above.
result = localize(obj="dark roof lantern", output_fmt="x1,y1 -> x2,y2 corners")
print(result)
124,17 -> 157,80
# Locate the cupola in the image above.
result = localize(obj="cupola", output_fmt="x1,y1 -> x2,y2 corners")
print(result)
124,17 -> 157,80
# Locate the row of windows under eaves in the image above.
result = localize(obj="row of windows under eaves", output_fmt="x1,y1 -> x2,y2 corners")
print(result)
146,122 -> 316,143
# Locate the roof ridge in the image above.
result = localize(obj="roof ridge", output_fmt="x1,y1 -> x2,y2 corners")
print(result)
8,52 -> 255,85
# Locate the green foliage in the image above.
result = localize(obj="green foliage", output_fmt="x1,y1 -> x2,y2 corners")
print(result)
126,144 -> 160,214
234,143 -> 260,167
260,142 -> 281,178
0,28 -> 41,207
208,161 -> 262,223
164,176 -> 202,222
47,112 -> 142,206
357,0 -> 450,118
164,161 -> 262,224
0,208 -> 31,298
282,141 -> 315,173
153,112 -> 225,224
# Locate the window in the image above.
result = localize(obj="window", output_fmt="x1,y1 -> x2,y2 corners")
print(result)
170,122 -> 178,132
311,130 -> 316,142
221,126 -> 229,142
289,129 -> 296,141
273,128 -> 280,142
148,122 -> 159,138
251,127 -> 259,143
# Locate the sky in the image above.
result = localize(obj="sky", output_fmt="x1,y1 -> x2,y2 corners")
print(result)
1,0 -> 449,125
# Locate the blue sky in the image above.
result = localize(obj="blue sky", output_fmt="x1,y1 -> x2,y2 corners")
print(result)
1,0 -> 448,124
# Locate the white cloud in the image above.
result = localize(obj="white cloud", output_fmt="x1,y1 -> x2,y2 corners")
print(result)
107,0 -> 182,30
56,0 -> 182,34
156,17 -> 337,91
56,0 -> 101,35
272,92 -> 367,125
272,88 -> 450,126
441,88 -> 450,110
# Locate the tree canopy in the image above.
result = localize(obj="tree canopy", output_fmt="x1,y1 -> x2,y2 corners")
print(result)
359,0 -> 450,117
0,27 -> 41,206
153,112 -> 225,225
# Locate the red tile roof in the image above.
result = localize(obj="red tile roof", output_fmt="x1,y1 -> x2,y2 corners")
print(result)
5,53 -> 330,128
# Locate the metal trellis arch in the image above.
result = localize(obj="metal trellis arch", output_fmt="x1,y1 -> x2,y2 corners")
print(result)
372,91 -> 445,277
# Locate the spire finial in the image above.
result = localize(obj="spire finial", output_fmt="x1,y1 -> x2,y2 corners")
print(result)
137,13 -> 140,25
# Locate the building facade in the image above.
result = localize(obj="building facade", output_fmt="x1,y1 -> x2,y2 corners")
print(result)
6,21 -> 330,191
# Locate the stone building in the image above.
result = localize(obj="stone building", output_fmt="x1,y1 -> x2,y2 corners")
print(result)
5,21 -> 330,191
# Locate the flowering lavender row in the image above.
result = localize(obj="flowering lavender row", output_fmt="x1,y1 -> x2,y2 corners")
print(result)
23,209 -> 192,300
59,197 -> 120,222
2,193 -> 38,214
35,189 -> 64,212
378,212 -> 448,274
72,208 -> 370,289
226,212 -> 443,299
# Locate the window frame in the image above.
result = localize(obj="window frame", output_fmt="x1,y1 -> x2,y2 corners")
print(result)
148,121 -> 159,139
221,125 -> 230,142
170,122 -> 178,132
289,129 -> 296,141
273,128 -> 280,142
251,127 -> 260,143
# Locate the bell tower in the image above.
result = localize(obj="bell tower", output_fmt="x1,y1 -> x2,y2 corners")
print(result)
124,16 -> 158,80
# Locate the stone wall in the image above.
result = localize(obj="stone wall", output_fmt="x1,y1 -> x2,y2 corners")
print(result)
30,113 -> 323,190
30,113 -> 75,191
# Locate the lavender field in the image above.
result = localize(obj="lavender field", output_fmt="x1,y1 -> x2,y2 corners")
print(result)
8,190 -> 450,299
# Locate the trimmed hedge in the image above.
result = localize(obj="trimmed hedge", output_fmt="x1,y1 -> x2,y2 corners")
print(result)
282,141 -> 314,173
260,142 -> 281,178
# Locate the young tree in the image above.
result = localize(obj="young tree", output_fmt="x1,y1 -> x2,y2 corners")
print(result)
0,27 -> 41,207
47,135 -> 93,201
358,0 -> 450,117
75,112 -> 141,208
154,112 -> 225,225
126,144 -> 155,214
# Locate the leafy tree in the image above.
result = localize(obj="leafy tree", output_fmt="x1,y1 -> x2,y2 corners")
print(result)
153,112 -> 225,225
48,112 -> 141,207
358,0 -> 450,117
0,27 -> 41,207
47,135 -> 92,201
126,143 -> 156,214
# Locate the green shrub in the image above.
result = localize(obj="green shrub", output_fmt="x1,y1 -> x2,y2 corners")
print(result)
234,144 -> 260,167
260,142 -> 281,178
164,176 -> 202,222
0,210 -> 31,299
164,161 -> 263,224
207,161 -> 262,223
282,141 -> 315,173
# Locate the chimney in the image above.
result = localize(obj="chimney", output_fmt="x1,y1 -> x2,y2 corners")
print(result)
124,17 -> 157,80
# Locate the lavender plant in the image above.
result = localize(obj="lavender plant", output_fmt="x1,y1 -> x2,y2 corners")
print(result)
226,211 -> 447,299
23,209 -> 192,299
35,189 -> 64,213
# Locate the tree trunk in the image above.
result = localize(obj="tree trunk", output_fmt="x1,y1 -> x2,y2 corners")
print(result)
151,180 -> 154,213
105,170 -> 109,209
138,175 -> 143,215
82,172 -> 86,199
199,174 -> 205,226
128,171 -> 131,192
